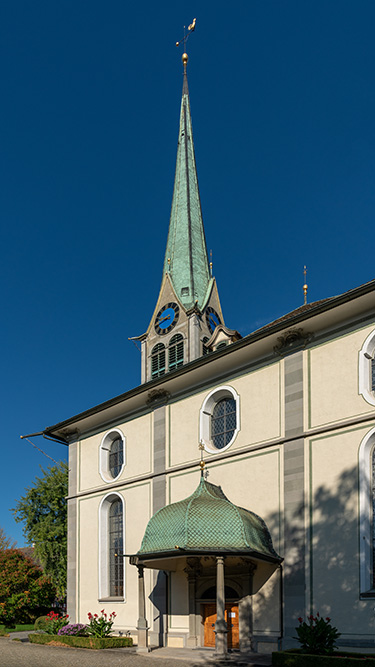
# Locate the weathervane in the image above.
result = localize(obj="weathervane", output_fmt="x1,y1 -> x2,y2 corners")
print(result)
176,18 -> 197,67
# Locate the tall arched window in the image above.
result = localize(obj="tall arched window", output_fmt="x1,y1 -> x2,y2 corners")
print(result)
169,334 -> 184,371
99,493 -> 125,599
109,499 -> 124,597
151,343 -> 166,378
359,427 -> 375,595
211,397 -> 237,450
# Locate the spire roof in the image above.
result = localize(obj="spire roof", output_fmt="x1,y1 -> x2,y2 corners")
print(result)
163,65 -> 212,311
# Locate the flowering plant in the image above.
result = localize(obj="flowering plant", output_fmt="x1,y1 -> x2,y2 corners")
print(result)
295,613 -> 341,654
86,610 -> 116,638
58,623 -> 87,636
43,610 -> 69,635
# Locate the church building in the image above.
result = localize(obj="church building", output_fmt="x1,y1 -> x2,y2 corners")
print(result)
39,51 -> 375,655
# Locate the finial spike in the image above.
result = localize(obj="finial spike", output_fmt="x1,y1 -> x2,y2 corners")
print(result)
198,440 -> 205,478
176,18 -> 197,66
303,265 -> 308,305
210,249 -> 213,276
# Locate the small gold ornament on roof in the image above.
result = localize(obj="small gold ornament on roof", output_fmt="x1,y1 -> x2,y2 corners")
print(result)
176,18 -> 197,68
303,265 -> 308,305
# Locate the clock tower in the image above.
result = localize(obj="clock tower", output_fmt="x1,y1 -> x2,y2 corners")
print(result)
134,53 -> 224,384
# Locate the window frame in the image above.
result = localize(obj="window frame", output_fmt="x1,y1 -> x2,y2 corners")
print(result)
99,429 -> 126,483
359,427 -> 375,596
168,333 -> 184,372
151,343 -> 166,379
98,492 -> 125,601
359,330 -> 375,407
199,385 -> 240,453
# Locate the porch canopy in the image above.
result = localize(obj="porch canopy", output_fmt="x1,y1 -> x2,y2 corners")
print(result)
130,477 -> 282,654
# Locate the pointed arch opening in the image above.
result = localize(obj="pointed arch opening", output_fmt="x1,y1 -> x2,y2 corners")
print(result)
99,493 -> 125,600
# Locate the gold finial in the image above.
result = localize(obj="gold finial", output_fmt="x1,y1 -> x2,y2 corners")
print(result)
176,18 -> 197,66
303,265 -> 308,305
199,440 -> 205,478
209,249 -> 213,276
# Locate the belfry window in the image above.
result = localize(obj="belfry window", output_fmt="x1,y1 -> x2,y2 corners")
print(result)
109,499 -> 124,597
211,398 -> 237,450
169,334 -> 184,371
151,343 -> 166,378
202,337 -> 210,356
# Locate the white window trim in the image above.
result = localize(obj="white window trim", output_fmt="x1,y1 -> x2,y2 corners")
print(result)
359,427 -> 375,595
99,428 -> 126,483
199,385 -> 240,454
359,330 -> 375,407
98,492 -> 125,601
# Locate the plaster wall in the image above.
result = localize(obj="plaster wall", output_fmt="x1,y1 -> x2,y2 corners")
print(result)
168,361 -> 282,468
308,326 -> 375,429
78,413 -> 152,492
77,482 -> 152,632
309,426 -> 374,639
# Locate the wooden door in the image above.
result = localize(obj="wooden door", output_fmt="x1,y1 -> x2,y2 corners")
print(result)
203,603 -> 216,647
203,603 -> 239,649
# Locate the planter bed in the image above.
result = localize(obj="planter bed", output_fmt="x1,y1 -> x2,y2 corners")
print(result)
272,650 -> 375,666
29,633 -> 133,649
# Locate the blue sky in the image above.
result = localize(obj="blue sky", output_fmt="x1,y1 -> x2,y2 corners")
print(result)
2,1 -> 375,545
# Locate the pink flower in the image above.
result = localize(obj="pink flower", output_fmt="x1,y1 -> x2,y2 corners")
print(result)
298,617 -> 303,623
94,614 -> 98,618
101,609 -> 104,614
326,617 -> 331,622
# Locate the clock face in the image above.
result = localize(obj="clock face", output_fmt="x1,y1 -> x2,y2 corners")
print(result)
154,302 -> 180,335
206,306 -> 221,334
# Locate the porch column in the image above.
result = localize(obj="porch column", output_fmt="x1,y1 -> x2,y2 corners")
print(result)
214,555 -> 228,656
136,565 -> 150,652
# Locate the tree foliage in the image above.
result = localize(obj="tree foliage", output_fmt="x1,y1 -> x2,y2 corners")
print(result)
12,462 -> 68,595
0,526 -> 16,551
0,549 -> 56,624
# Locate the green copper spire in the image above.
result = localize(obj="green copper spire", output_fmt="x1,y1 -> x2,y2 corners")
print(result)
163,59 -> 211,311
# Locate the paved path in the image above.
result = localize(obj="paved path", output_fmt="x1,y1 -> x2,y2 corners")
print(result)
0,636 -> 272,667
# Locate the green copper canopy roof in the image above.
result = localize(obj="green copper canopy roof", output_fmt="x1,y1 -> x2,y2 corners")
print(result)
162,68 -> 211,311
137,478 -> 281,561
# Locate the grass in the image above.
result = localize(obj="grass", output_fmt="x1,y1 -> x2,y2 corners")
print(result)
0,624 -> 35,636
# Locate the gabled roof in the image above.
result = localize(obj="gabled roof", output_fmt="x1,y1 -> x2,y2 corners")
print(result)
162,65 -> 211,311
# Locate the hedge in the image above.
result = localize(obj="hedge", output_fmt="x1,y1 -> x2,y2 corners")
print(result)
28,633 -> 133,649
272,650 -> 375,666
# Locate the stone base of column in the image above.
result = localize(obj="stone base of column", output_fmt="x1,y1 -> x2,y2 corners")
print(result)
186,635 -> 198,647
214,626 -> 228,656
136,627 -> 150,652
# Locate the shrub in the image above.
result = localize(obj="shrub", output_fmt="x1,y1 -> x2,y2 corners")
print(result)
86,610 -> 116,638
43,610 -> 69,635
29,633 -> 133,649
294,613 -> 341,654
58,623 -> 87,636
0,549 -> 56,625
34,616 -> 48,630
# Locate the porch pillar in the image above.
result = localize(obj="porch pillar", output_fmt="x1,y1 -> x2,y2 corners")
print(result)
136,564 -> 150,652
214,555 -> 228,656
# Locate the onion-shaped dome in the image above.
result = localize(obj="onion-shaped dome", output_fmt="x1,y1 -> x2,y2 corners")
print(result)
137,478 -> 281,562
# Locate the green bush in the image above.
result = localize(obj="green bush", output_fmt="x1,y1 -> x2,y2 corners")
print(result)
28,633 -> 133,649
34,616 -> 48,630
295,613 -> 340,654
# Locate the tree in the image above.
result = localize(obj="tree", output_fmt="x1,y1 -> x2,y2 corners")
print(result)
12,462 -> 68,596
0,549 -> 56,624
0,526 -> 16,551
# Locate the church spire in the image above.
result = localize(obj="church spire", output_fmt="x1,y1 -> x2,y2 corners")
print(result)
162,53 -> 211,311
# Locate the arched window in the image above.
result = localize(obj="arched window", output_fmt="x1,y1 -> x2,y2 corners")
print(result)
359,427 -> 375,595
169,334 -> 184,371
212,397 -> 237,450
99,493 -> 125,599
99,429 -> 125,483
200,386 -> 240,453
151,343 -> 166,379
109,499 -> 124,597
359,330 -> 375,406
